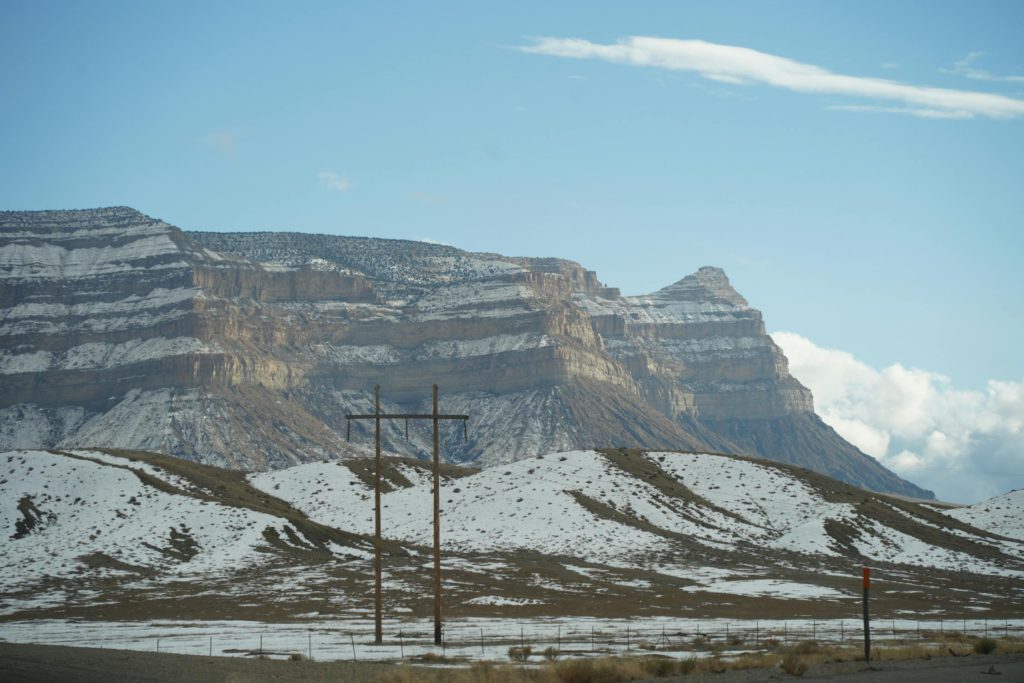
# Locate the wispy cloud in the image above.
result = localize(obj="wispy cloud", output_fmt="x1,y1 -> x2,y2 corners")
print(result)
408,190 -> 446,205
942,51 -> 1024,84
205,130 -> 238,158
826,104 -> 975,120
317,171 -> 350,192
775,332 -> 1024,504
520,36 -> 1024,119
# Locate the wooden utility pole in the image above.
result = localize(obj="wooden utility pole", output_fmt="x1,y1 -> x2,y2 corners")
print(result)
431,385 -> 442,647
373,385 -> 383,645
346,384 -> 468,647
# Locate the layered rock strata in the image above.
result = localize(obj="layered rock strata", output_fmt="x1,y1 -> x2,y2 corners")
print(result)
0,207 -> 932,497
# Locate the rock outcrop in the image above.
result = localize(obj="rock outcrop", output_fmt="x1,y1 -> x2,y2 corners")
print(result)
0,207 -> 933,497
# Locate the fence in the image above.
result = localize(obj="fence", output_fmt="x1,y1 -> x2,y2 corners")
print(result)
2,617 -> 1022,663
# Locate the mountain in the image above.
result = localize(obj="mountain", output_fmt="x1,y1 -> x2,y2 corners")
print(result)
0,206 -> 930,497
1,448 -> 1019,623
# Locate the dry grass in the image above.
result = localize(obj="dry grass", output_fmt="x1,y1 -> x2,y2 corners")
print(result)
375,653 -> 776,683
780,652 -> 807,676
373,638 -> 1024,683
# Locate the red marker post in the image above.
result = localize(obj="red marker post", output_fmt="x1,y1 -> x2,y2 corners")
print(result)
862,567 -> 871,663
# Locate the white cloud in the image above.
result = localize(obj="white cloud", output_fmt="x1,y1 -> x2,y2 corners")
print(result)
942,51 -> 1024,84
774,332 -> 1024,504
521,36 -> 1024,119
317,171 -> 350,192
825,104 -> 975,120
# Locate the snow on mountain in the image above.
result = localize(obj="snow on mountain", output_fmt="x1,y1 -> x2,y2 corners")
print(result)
1,208 -> 935,499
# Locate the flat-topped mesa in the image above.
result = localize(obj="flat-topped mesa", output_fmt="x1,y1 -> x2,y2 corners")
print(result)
0,207 -> 934,497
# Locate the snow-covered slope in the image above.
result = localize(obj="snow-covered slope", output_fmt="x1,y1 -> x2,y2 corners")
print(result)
251,450 -> 1023,578
945,489 -> 1024,540
3,448 -> 1022,622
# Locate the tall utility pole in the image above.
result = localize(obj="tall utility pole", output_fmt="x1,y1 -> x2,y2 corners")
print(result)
373,385 -> 383,645
431,385 -> 442,647
346,384 -> 468,646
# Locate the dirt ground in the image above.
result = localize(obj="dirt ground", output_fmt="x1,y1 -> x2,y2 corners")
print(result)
1,642 -> 1022,683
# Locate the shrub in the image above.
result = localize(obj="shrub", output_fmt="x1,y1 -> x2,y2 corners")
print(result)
730,654 -> 780,670
640,657 -> 676,677
416,651 -> 459,664
677,657 -> 698,675
781,652 -> 808,676
508,645 -> 532,662
975,637 -> 998,655
288,652 -> 305,661
788,641 -> 822,656
542,646 -> 561,661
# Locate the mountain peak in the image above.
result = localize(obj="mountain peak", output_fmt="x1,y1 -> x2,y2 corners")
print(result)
655,266 -> 748,307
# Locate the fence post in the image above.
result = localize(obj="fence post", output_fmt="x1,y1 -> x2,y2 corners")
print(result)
627,625 -> 630,651
558,626 -> 561,651
210,636 -> 213,657
350,634 -> 357,662
259,633 -> 263,657
521,626 -> 525,652
840,620 -> 844,643
892,620 -> 896,641
755,621 -> 759,646
308,632 -> 312,661
479,629 -> 483,657
157,638 -> 160,653
812,621 -> 816,641
784,622 -> 787,645
591,627 -> 595,653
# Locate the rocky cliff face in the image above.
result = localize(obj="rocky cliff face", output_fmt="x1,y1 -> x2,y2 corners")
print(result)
0,207 -> 933,497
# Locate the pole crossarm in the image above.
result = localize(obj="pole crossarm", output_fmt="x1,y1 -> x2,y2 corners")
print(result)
345,413 -> 468,420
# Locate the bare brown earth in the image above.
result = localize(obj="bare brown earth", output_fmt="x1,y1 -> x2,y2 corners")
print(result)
1,642 -> 1022,683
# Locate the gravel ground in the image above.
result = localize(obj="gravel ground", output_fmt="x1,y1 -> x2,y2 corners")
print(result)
1,642 -> 1021,683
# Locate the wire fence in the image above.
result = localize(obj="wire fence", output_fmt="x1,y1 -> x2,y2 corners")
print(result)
3,617 -> 1022,662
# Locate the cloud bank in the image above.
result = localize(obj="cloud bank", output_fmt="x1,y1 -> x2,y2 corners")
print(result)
521,37 -> 1024,119
774,332 -> 1024,504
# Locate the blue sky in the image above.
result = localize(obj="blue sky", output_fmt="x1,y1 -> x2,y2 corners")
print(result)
2,1 -> 1022,391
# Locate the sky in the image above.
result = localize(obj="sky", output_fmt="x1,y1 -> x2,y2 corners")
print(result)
2,1 -> 1022,501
